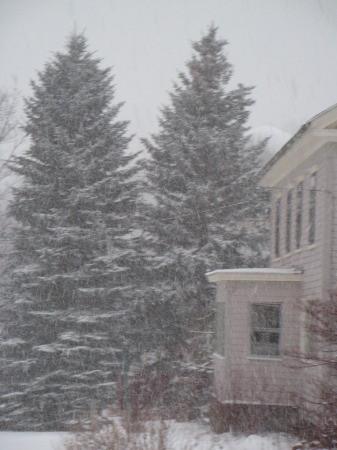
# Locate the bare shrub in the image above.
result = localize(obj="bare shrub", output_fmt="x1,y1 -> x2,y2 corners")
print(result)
288,294 -> 337,449
117,365 -> 211,423
64,413 -> 167,450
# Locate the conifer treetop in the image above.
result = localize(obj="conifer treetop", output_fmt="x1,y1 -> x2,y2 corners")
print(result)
186,25 -> 233,91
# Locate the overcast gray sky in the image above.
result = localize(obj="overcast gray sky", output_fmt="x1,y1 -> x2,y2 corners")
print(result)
1,0 -> 337,152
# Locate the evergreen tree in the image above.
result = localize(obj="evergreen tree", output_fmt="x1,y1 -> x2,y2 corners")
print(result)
0,34 -> 140,430
136,26 -> 269,406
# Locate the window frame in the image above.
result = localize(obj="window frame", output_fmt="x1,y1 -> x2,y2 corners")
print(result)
250,303 -> 282,358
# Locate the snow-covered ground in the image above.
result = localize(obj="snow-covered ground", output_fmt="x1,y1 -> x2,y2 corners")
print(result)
0,421 -> 298,450
166,422 -> 296,449
0,431 -> 69,450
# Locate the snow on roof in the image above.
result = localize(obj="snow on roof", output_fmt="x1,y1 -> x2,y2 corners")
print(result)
207,268 -> 301,274
206,267 -> 302,283
250,126 -> 291,164
258,103 -> 337,183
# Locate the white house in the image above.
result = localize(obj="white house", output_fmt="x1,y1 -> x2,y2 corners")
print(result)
207,104 -> 337,432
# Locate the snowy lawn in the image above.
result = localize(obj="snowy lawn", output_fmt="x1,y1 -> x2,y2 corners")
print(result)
0,421 -> 298,450
166,421 -> 297,449
0,431 -> 70,450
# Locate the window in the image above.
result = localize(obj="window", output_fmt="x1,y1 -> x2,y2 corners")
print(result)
251,304 -> 281,357
215,302 -> 226,356
286,189 -> 293,253
275,198 -> 281,257
308,172 -> 317,244
296,181 -> 303,249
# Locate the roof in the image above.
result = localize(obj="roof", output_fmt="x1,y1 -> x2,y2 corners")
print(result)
258,103 -> 337,187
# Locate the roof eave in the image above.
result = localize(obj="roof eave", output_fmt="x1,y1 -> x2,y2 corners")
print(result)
206,269 -> 303,283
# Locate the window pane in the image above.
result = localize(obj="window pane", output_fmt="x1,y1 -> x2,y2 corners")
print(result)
296,182 -> 303,249
251,331 -> 280,356
275,198 -> 281,257
215,302 -> 225,356
251,304 -> 281,329
308,172 -> 317,244
286,189 -> 293,253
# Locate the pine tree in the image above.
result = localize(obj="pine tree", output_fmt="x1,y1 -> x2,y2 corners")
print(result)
136,26 -> 269,410
0,34 -> 141,430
